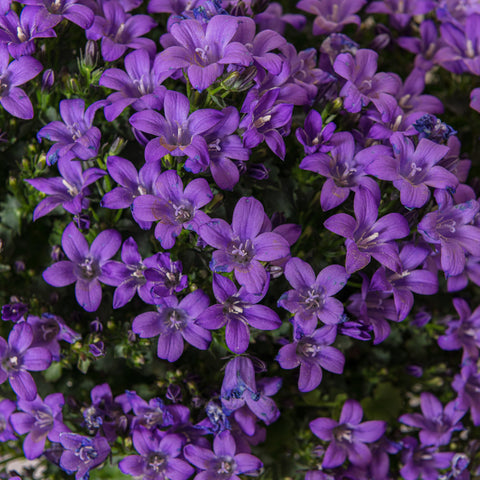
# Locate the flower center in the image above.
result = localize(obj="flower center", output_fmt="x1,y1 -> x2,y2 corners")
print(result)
333,424 -> 353,443
34,409 -> 54,430
79,256 -> 99,280
298,339 -> 320,358
173,204 -> 193,224
6,354 -> 20,371
215,457 -> 236,476
77,445 -> 98,463
302,288 -> 325,310
194,45 -> 210,65
164,308 -> 186,331
62,179 -> 79,197
208,138 -> 222,152
228,238 -> 254,265
16,26 -> 27,43
254,114 -> 272,129
148,453 -> 166,472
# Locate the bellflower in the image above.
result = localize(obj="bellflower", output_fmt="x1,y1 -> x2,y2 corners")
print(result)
452,361 -> 480,426
0,6 -> 56,59
399,392 -> 465,446
125,391 -> 174,430
22,0 -> 94,28
10,393 -> 69,459
145,252 -> 188,300
295,109 -> 336,155
100,49 -> 168,122
276,325 -> 345,392
132,290 -> 211,362
221,356 -> 281,425
310,399 -> 386,469
367,0 -> 436,29
413,114 -> 457,142
42,222 -> 122,312
417,190 -> 480,277
2,302 -> 28,322
199,196 -> 290,294
438,297 -> 480,360
0,399 -> 16,441
119,427 -> 194,480
147,0 -> 200,14
59,433 -> 111,480
26,157 -> 106,220
86,0 -> 156,62
333,49 -> 401,113
0,45 -> 43,119
196,274 -> 281,354
0,322 -> 52,400
400,437 -> 455,480
278,257 -> 348,334
324,187 -> 410,274
157,15 -> 252,91
129,90 -> 223,172
184,430 -> 262,479
296,0 -> 366,36
255,3 -> 306,35
300,132 -> 384,211
37,98 -> 106,165
132,170 -> 212,249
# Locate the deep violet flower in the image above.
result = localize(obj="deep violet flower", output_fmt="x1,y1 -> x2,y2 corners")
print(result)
132,169 -> 212,249
86,0 -> 156,62
452,361 -> 480,426
295,109 -> 336,155
0,45 -> 43,119
26,157 -> 106,220
324,187 -> 410,274
0,322 -> 52,400
278,257 -> 349,334
196,274 -> 281,354
310,399 -> 386,469
100,49 -> 168,122
157,15 -> 252,91
119,427 -> 194,480
37,98 -> 107,165
276,325 -> 345,392
296,0 -> 366,36
132,290 -> 211,362
199,196 -> 290,294
147,0 -> 200,14
255,3 -> 306,35
417,190 -> 480,277
129,90 -> 223,172
367,0 -> 435,30
399,392 -> 465,446
59,433 -> 111,480
366,133 -> 456,209
21,0 -> 94,29
0,399 -> 16,441
184,430 -> 262,479
42,222 -> 122,312
10,393 -> 69,459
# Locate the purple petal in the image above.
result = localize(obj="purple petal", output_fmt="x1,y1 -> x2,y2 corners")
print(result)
75,279 -> 102,312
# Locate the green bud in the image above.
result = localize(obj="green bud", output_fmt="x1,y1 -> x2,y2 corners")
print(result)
222,66 -> 257,92
108,137 -> 127,156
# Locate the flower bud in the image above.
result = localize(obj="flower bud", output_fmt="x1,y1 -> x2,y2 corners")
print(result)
41,69 -> 55,92
222,66 -> 257,92
85,40 -> 99,68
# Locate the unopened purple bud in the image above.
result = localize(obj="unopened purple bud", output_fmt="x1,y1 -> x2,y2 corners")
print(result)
51,245 -> 64,262
369,24 -> 392,50
247,163 -> 269,180
90,318 -> 103,333
452,453 -> 470,474
411,310 -> 431,327
85,40 -> 99,68
89,341 -> 105,357
192,396 -> 203,408
14,260 -> 25,272
166,384 -> 182,403
41,69 -> 55,92
1,302 -> 28,322
405,365 -> 423,377
128,330 -> 137,342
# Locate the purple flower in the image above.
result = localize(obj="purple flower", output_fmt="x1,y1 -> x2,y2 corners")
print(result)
221,356 -> 281,425
277,325 -> 345,392
100,49 -> 168,121
296,0 -> 366,36
0,45 -> 43,119
278,257 -> 348,334
184,430 -> 262,479
59,433 -> 111,480
417,190 -> 480,277
366,133 -> 455,209
438,297 -> 480,360
0,398 -> 17,441
400,437 -> 454,480
26,157 -> 106,220
299,132 -> 384,211
120,427 -> 193,480
37,98 -> 106,165
255,3 -> 306,35
10,393 -> 69,459
86,1 -> 156,62
324,187 -> 410,274
413,114 -> 457,142
42,222 -> 122,312
157,15 -> 252,91
196,273 -> 281,354
132,170 -> 212,249
199,196 -> 290,294
1,302 -> 28,322
0,6 -> 56,59
125,391 -> 174,430
367,0 -> 435,30
295,109 -> 336,155
452,361 -> 480,426
240,88 -> 294,160
129,90 -> 223,171
333,49 -> 401,113
310,399 -> 386,468
0,322 -> 52,400
148,0 -> 200,14
132,290 -> 211,362
145,252 -> 188,300
21,0 -> 95,29
399,392 -> 465,447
